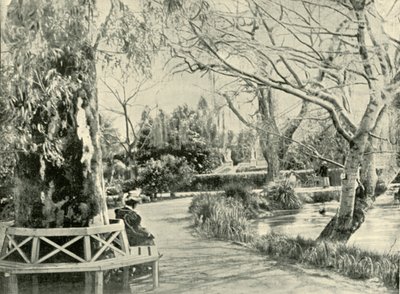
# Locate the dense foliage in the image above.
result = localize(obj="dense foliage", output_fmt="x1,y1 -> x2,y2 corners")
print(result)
3,0 -> 103,226
138,155 -> 194,197
229,129 -> 257,166
136,101 -> 223,174
190,172 -> 267,191
1,0 -> 160,227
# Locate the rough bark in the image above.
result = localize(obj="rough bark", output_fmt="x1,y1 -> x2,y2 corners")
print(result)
279,101 -> 310,162
258,88 -> 280,182
318,105 -> 387,241
317,1 -> 392,242
83,51 -> 109,225
10,38 -> 108,227
257,88 -> 309,181
317,142 -> 376,242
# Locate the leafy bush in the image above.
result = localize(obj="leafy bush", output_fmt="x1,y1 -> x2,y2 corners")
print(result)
223,183 -> 252,204
265,180 -> 302,210
138,155 -> 194,197
314,191 -> 340,203
121,179 -> 136,193
106,179 -> 136,195
106,185 -> 121,195
189,193 -> 254,243
222,182 -> 267,217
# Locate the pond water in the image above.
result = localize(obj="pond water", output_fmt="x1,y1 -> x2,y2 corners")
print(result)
254,187 -> 400,254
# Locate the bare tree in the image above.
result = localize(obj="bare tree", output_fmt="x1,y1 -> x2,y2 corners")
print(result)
101,76 -> 155,179
149,0 -> 400,241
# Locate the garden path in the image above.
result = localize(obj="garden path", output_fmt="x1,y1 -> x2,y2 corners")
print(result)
117,197 -> 395,294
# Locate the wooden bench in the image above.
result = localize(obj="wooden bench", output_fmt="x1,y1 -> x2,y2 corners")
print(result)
0,220 -> 160,294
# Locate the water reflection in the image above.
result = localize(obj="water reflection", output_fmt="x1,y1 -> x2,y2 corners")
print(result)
254,193 -> 400,253
349,194 -> 400,253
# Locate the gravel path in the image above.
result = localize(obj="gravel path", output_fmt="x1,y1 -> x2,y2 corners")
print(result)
118,197 -> 395,294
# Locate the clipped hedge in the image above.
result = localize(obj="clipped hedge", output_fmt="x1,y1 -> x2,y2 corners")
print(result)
183,172 -> 267,191
283,168 -> 342,187
180,168 -> 343,192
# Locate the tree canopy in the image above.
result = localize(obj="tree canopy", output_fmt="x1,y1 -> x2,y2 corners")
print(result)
0,0 -> 161,227
147,0 -> 400,241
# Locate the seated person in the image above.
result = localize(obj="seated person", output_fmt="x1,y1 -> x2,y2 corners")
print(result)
394,187 -> 400,203
115,196 -> 154,246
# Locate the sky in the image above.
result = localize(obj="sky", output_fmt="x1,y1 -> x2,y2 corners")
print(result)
94,0 -> 400,138
94,0 -> 232,135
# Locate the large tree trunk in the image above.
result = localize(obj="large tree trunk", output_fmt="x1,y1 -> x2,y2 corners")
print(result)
8,11 -> 109,227
279,101 -> 310,164
14,82 -> 108,228
258,88 -> 280,182
317,142 -> 377,242
82,50 -> 109,225
261,135 -> 280,183
258,89 -> 309,181
318,98 -> 392,241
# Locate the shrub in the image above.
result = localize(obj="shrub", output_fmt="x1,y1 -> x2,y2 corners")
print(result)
138,155 -> 194,197
121,179 -> 136,193
189,194 -> 254,243
106,179 -> 136,195
188,172 -> 267,191
106,185 -> 121,195
265,180 -> 302,210
309,190 -> 340,203
222,183 -> 266,218
223,183 -> 252,204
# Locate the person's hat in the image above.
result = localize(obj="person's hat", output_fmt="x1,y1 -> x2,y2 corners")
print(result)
124,191 -> 141,204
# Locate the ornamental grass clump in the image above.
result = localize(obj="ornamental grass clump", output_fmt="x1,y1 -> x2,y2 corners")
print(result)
222,182 -> 264,218
189,193 -> 254,243
189,193 -> 218,226
265,180 -> 302,210
253,234 -> 399,290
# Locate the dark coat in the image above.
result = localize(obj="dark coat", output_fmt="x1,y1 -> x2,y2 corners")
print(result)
115,206 -> 154,246
318,165 -> 329,177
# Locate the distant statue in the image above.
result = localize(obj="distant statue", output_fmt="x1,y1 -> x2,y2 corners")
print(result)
250,147 -> 256,160
224,148 -> 232,163
250,147 -> 256,166
286,170 -> 298,188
